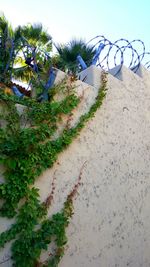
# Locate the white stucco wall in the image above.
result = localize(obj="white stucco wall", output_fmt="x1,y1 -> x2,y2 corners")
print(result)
1,65 -> 150,267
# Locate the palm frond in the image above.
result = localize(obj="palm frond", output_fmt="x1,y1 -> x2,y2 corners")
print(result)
19,23 -> 52,47
12,66 -> 33,82
55,39 -> 96,73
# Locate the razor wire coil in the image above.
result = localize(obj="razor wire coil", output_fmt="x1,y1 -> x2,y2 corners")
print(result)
87,36 -> 150,74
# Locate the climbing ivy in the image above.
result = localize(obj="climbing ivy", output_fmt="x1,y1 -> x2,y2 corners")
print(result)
0,72 -> 107,267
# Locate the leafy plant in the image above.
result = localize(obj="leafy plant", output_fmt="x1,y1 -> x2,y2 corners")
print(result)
0,61 -> 107,267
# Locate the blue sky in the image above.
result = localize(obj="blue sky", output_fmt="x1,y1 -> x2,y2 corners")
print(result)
0,0 -> 150,51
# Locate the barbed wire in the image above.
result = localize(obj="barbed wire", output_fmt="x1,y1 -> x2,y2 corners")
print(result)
87,36 -> 150,75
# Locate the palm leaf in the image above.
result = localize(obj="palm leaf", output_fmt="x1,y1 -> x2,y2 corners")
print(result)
19,23 -> 52,47
55,39 -> 96,73
13,66 -> 33,83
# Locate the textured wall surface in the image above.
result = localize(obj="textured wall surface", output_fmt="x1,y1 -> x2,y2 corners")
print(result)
1,65 -> 150,267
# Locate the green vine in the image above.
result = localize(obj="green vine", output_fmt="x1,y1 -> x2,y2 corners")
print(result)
0,72 -> 107,267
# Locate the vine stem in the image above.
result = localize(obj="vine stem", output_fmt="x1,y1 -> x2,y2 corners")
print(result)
38,161 -> 87,267
43,170 -> 57,209
67,160 -> 87,202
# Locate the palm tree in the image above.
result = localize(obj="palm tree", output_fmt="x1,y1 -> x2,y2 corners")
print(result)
16,23 -> 53,100
0,15 -> 52,99
13,23 -> 52,83
53,39 -> 96,74
0,14 -> 22,84
0,14 -> 53,100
